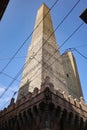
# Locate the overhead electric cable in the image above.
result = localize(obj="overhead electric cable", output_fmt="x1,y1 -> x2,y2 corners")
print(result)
0,66 -> 24,98
1,43 -> 87,61
1,72 -> 21,83
0,56 -> 26,61
63,47 -> 87,60
59,23 -> 84,48
0,91 -> 17,110
74,48 -> 87,60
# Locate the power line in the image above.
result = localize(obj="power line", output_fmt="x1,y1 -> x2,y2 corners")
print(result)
0,56 -> 26,61
70,44 -> 87,49
59,22 -> 84,48
74,48 -> 87,60
63,48 -> 87,60
0,0 -> 60,74
1,72 -> 21,83
0,66 -> 24,98
0,91 -> 17,110
60,44 -> 87,53
0,43 -> 87,61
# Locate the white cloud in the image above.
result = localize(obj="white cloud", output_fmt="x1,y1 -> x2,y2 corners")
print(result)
0,83 -> 18,110
0,87 -> 5,93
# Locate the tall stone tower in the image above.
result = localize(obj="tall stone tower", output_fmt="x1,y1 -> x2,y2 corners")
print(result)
17,3 -> 83,100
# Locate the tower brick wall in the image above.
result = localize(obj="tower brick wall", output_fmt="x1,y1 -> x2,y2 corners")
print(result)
62,51 -> 83,99
17,3 -> 83,100
18,4 -> 68,99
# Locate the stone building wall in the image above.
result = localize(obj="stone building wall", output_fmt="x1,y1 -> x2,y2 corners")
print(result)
18,3 -> 83,101
0,84 -> 87,130
17,4 -> 67,99
62,51 -> 83,99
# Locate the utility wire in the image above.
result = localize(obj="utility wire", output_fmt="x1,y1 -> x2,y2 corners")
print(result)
0,0 -> 82,99
0,66 -> 24,98
0,43 -> 87,61
0,0 -> 60,74
1,72 -> 21,83
74,48 -> 87,60
0,91 -> 17,110
60,44 -> 87,53
63,47 -> 87,60
59,23 -> 84,48
68,44 -> 87,49
0,56 -> 26,61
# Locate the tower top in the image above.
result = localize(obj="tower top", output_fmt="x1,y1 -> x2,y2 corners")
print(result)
38,3 -> 50,11
31,2 -> 56,44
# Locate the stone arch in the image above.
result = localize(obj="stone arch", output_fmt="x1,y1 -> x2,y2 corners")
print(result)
55,106 -> 62,118
33,105 -> 38,115
74,114 -> 79,128
60,109 -> 68,130
39,101 -> 45,111
84,119 -> 87,130
48,102 -> 55,111
79,117 -> 84,130
67,112 -> 73,124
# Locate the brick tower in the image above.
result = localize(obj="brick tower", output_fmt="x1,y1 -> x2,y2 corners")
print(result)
0,3 -> 87,130
18,3 -> 83,100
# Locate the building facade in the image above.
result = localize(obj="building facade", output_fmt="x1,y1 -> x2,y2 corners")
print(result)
0,0 -> 9,20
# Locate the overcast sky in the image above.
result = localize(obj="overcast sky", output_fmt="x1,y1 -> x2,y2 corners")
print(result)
0,0 -> 87,110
